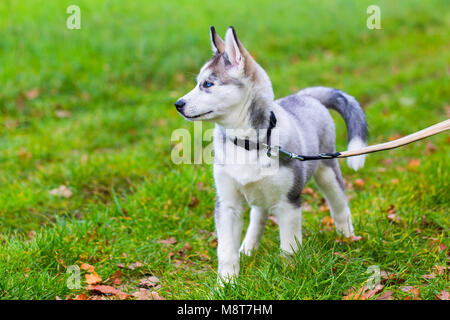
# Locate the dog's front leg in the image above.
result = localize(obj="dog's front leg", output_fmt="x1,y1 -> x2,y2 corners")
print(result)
273,201 -> 302,254
215,192 -> 244,283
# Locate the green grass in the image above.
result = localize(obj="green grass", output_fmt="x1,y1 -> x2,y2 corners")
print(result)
0,0 -> 449,300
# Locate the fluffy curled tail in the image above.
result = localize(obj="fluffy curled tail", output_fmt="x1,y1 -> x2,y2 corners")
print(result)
297,86 -> 368,170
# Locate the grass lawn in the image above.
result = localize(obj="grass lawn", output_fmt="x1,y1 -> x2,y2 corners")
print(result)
0,0 -> 448,300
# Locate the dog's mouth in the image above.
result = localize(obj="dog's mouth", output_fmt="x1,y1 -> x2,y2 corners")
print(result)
184,110 -> 213,119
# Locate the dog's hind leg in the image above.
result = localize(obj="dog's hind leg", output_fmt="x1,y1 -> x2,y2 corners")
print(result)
313,161 -> 354,237
240,206 -> 268,255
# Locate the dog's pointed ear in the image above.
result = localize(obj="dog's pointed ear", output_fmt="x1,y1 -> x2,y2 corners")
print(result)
210,26 -> 224,55
224,26 -> 245,72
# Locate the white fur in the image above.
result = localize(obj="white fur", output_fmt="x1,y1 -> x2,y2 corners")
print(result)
177,27 -> 364,283
314,164 -> 354,237
346,137 -> 367,171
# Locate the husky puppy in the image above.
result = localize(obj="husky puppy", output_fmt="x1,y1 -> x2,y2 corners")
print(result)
175,26 -> 368,282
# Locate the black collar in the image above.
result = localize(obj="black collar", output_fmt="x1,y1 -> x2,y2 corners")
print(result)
231,111 -> 277,151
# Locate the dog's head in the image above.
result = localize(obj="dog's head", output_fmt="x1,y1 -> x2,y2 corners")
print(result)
175,26 -> 273,126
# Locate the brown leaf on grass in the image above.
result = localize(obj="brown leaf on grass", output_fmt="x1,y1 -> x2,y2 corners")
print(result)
432,265 -> 446,275
268,215 -> 278,225
184,242 -> 192,251
132,288 -> 165,300
139,276 -> 160,288
109,270 -> 123,285
386,205 -> 401,224
87,285 -> 131,300
387,213 -> 401,224
342,287 -> 366,300
25,88 -> 40,100
429,240 -> 447,252
80,263 -> 95,273
376,290 -> 394,300
321,216 -> 334,232
302,187 -> 318,198
188,197 -> 199,208
18,147 -> 32,160
388,134 -> 402,141
157,237 -> 177,245
87,284 -> 118,296
322,216 -> 334,227
28,230 -> 36,241
354,179 -> 365,188
55,110 -> 72,118
408,159 -> 421,171
49,185 -> 73,198
319,202 -> 330,213
386,205 -> 396,215
422,274 -> 435,280
425,141 -> 438,155
73,293 -> 88,300
196,182 -> 205,190
336,235 -> 363,244
436,290 -> 449,300
128,261 -> 144,270
342,284 -> 383,300
401,286 -> 421,300
209,238 -> 218,248
85,272 -> 102,285
380,271 -> 397,282
302,202 -> 312,212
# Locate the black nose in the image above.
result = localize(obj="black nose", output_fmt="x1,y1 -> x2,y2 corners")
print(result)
174,99 -> 186,111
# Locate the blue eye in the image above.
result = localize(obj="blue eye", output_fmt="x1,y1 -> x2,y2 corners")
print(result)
203,81 -> 214,88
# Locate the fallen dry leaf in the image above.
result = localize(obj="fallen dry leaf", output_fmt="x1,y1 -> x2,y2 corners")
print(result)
157,237 -> 177,245
196,182 -> 204,190
132,288 -> 165,300
188,197 -> 199,208
302,187 -> 318,198
85,272 -> 102,285
321,216 -> 334,231
25,88 -> 40,100
336,235 -> 363,244
425,141 -> 438,155
80,263 -> 95,273
139,276 -> 160,288
408,159 -> 421,171
49,185 -> 73,198
87,284 -> 118,296
436,290 -> 449,300
55,110 -> 71,118
432,265 -> 446,275
354,179 -> 365,188
74,293 -> 88,300
401,286 -> 421,300
109,270 -> 123,285
268,215 -> 278,225
87,285 -> 131,300
319,202 -> 330,213
342,284 -> 383,300
302,202 -> 312,212
128,261 -> 144,270
388,134 -> 402,141
376,290 -> 394,300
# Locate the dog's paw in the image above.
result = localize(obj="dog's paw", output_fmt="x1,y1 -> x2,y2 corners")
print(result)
335,221 -> 355,237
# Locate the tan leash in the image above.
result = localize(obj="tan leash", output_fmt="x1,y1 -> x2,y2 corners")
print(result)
266,119 -> 450,161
